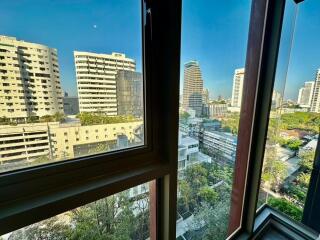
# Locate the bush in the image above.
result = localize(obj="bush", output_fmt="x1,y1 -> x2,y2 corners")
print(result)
267,197 -> 303,221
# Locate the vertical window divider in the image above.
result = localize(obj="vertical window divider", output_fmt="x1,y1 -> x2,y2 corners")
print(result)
228,0 -> 287,236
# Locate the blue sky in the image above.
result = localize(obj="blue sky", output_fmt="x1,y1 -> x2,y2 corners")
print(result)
0,0 -> 319,100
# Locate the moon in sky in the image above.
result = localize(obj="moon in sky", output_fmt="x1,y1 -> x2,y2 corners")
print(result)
93,25 -> 97,29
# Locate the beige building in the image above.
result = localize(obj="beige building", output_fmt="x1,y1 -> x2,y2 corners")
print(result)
0,35 -> 64,121
310,69 -> 320,113
0,121 -> 142,171
182,61 -> 203,116
231,68 -> 245,108
74,51 -> 136,114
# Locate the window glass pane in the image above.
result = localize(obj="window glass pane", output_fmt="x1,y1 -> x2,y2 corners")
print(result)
1,182 -> 151,240
0,1 -> 144,172
177,1 -> 251,239
257,0 -> 320,223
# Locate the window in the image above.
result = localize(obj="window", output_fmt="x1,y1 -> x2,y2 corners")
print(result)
1,0 -> 317,239
0,0 -> 144,173
258,0 -> 320,223
177,0 -> 251,239
2,183 -> 152,240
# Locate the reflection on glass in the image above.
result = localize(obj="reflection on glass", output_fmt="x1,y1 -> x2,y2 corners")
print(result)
1,183 -> 151,240
177,1 -> 251,239
258,0 -> 320,223
0,0 -> 143,173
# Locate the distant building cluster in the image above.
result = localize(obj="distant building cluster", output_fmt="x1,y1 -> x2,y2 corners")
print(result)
0,35 -> 144,169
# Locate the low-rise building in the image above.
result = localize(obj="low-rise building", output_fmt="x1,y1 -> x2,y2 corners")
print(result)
209,102 -> 228,118
200,130 -> 237,163
0,120 -> 143,171
178,132 -> 211,177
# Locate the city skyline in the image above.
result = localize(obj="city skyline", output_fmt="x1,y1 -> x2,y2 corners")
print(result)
0,1 -> 319,100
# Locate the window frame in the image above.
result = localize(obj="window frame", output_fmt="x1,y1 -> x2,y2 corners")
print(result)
1,0 -> 316,239
0,1 -> 181,239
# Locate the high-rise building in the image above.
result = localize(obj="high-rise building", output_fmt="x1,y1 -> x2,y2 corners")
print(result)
74,51 -> 135,114
297,81 -> 315,108
116,70 -> 143,117
310,69 -> 320,113
272,90 -> 283,109
231,68 -> 245,108
0,35 -> 64,121
182,61 -> 203,116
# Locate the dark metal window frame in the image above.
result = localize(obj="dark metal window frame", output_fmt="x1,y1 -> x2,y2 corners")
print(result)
0,1 -> 181,239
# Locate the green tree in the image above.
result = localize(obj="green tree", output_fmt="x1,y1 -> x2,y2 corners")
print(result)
190,201 -> 230,240
299,150 -> 316,172
221,114 -> 240,134
70,192 -> 135,240
198,186 -> 218,205
180,111 -> 191,121
261,146 -> 287,192
8,216 -> 71,240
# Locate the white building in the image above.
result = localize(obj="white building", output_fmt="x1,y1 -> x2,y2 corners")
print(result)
231,68 -> 245,108
0,35 -> 64,121
209,102 -> 228,117
74,51 -> 136,114
178,132 -> 211,176
297,81 -> 315,108
200,130 -> 237,163
310,69 -> 320,113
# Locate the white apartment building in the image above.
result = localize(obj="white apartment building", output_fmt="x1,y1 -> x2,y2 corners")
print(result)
182,61 -> 203,116
0,35 -> 64,120
74,51 -> 136,114
297,81 -> 315,108
231,68 -> 245,108
310,69 -> 320,113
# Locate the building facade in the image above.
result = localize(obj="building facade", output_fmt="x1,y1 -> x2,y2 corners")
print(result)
200,130 -> 237,163
182,61 -> 203,116
297,81 -> 315,108
231,68 -> 245,108
74,51 -> 135,114
310,69 -> 320,113
116,70 -> 143,117
209,102 -> 228,118
0,35 -> 64,121
0,121 -> 142,171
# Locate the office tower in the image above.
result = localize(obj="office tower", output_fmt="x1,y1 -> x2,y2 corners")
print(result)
74,51 -> 135,114
297,81 -> 315,108
231,68 -> 245,108
0,35 -> 64,121
182,61 -> 203,116
310,70 -> 320,113
116,70 -> 143,118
